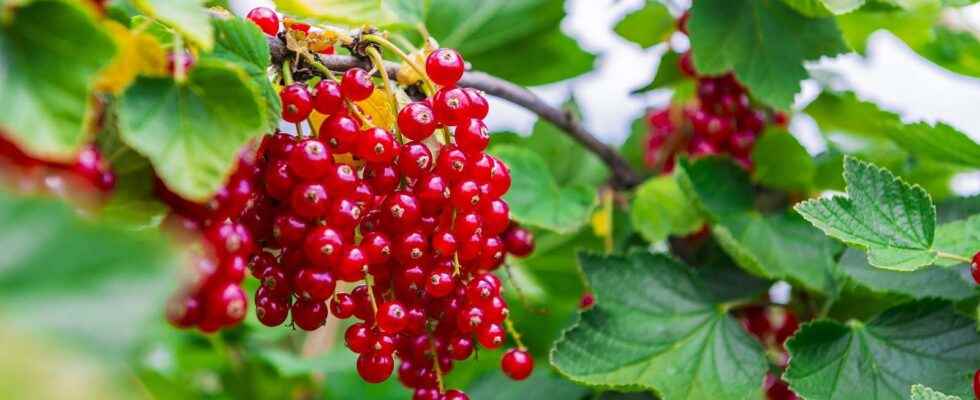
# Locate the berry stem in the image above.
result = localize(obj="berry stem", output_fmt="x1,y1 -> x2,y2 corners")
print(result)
360,33 -> 435,92
301,53 -> 376,128
365,46 -> 401,138
428,333 -> 446,393
364,272 -> 380,318
282,59 -> 294,85
937,251 -> 971,264
503,317 -> 527,351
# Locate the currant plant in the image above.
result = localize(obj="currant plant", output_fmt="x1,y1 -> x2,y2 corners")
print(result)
2,0 -> 980,399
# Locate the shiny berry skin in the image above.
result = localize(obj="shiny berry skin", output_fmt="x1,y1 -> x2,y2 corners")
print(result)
972,252 -> 980,284
272,213 -> 307,245
263,160 -> 294,199
330,292 -> 357,319
454,118 -> 489,155
396,230 -> 429,264
448,335 -> 474,361
219,255 -> 248,283
426,267 -> 455,297
398,101 -> 438,141
246,7 -> 279,35
357,352 -> 394,383
486,156 -> 511,198
336,246 -> 369,282
361,232 -> 393,264
325,163 -> 359,192
398,141 -> 433,178
293,268 -> 336,301
426,48 -> 465,86
463,88 -> 488,119
433,87 -> 471,127
477,322 -> 505,349
291,298 -> 329,331
280,83 -> 314,123
313,80 -> 343,115
205,222 -> 254,258
501,349 -> 534,381
364,163 -> 399,195
357,127 -> 399,163
482,199 -> 510,236
289,182 -> 330,219
416,174 -> 451,214
341,68 -> 374,101
414,388 -> 441,400
383,192 -> 421,227
345,322 -> 374,353
205,282 -> 248,327
258,266 -> 291,297
431,229 -> 457,259
288,139 -> 332,180
451,180 -> 482,210
166,292 -> 201,328
435,145 -> 468,181
320,113 -> 360,154
377,301 -> 409,334
442,390 -> 469,400
973,369 -> 980,400
304,226 -> 346,268
504,226 -> 534,257
678,51 -> 696,77
467,275 -> 499,305
255,287 -> 290,327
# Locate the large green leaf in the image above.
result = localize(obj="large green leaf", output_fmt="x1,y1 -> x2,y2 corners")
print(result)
911,384 -> 962,400
632,51 -> 685,94
0,0 -> 116,161
796,157 -> 941,270
836,2 -> 939,53
513,101 -> 609,188
677,157 -> 842,293
780,0 -> 833,17
118,58 -> 267,202
425,0 -> 595,86
630,175 -> 703,243
933,214 -> 980,266
211,17 -> 281,131
492,145 -> 598,234
750,129 -> 815,191
133,0 -> 213,50
785,300 -> 980,399
837,249 -> 975,301
917,27 -> 980,78
551,252 -> 767,399
467,371 -> 588,399
275,0 -> 427,28
614,1 -> 674,48
688,0 -> 848,109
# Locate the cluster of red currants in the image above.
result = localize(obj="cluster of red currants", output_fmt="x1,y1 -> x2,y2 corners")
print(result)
737,305 -> 800,400
0,135 -> 115,195
642,12 -> 786,175
164,8 -> 537,399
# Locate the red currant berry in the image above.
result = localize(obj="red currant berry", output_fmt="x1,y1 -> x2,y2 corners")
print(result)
255,286 -> 290,327
341,68 -> 374,101
205,282 -> 248,327
503,225 -> 534,257
486,156 -> 511,198
425,267 -> 455,298
357,352 -> 394,383
416,174 -> 451,214
451,180 -> 482,210
501,349 -> 534,381
246,7 -> 279,36
280,83 -> 314,123
426,48 -> 465,86
345,322 -> 374,353
973,369 -> 980,400
288,139 -> 332,180
263,160 -> 294,199
463,88 -> 488,119
357,128 -> 399,163
364,163 -> 399,195
304,226 -> 346,268
442,390 -> 470,400
313,79 -> 343,115
272,212 -> 307,245
454,119 -> 489,155
482,199 -> 510,236
293,268 -> 336,301
433,86 -> 472,127
477,322 -> 505,349
330,292 -> 357,319
971,251 -> 980,284
166,291 -> 201,328
398,141 -> 433,178
319,113 -> 360,154
431,229 -> 457,259
457,305 -> 485,333
463,152 -> 493,182
396,230 -> 429,264
383,192 -> 421,227
435,145 -> 468,181
291,299 -> 328,331
361,232 -> 393,265
448,335 -> 474,361
205,222 -> 254,258
219,255 -> 248,283
467,275 -> 499,305
398,101 -> 438,141
336,245 -> 369,282
258,265 -> 291,297
414,388 -> 440,400
377,301 -> 409,334
289,182 -> 330,219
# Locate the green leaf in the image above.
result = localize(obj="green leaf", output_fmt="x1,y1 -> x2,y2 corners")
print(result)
551,252 -> 767,399
510,101 -> 609,188
630,175 -> 704,243
780,0 -> 834,17
933,215 -> 980,266
0,0 -> 116,161
118,58 -> 267,201
918,27 -> 980,78
275,0 -> 427,28
632,51 -> 684,94
836,3 -> 939,53
785,299 -> 980,399
795,157 -> 939,270
838,249 -> 975,301
425,0 -> 595,86
614,1 -> 674,48
95,118 -> 168,229
911,384 -> 964,400
211,17 -> 281,131
688,0 -> 848,109
133,0 -> 213,50
620,115 -> 651,174
466,371 -> 588,400
491,146 -> 597,233
750,129 -> 815,191
678,157 -> 842,293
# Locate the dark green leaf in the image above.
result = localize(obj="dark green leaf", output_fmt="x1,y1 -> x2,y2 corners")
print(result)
785,300 -> 980,399
675,157 -> 754,221
780,0 -> 834,17
0,0 -> 116,161
688,0 -> 848,109
211,17 -> 281,131
838,249 -> 975,301
467,371 -> 588,399
551,252 -> 767,399
632,51 -> 684,94
614,1 -> 674,48
750,129 -> 815,191
630,175 -> 704,243
118,58 -> 267,201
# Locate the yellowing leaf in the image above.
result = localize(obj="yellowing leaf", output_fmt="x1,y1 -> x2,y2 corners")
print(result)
96,21 -> 167,94
356,88 -> 396,130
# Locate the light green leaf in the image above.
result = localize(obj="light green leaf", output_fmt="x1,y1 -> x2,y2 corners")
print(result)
517,101 -> 609,187
632,51 -> 684,94
95,119 -> 168,229
118,58 -> 267,202
0,0 -> 116,161
836,2 -> 939,53
795,156 -> 939,270
933,215 -> 980,266
838,249 -> 975,301
275,0 -> 427,28
614,1 -> 674,48
551,252 -> 767,399
780,0 -> 834,17
211,17 -> 281,131
751,129 -> 815,191
785,300 -> 980,399
630,175 -> 704,243
425,0 -> 595,85
620,115 -> 651,174
133,0 -> 213,50
911,384 -> 962,400
917,27 -> 980,78
492,145 -> 598,234
688,0 -> 848,109
467,371 -> 588,400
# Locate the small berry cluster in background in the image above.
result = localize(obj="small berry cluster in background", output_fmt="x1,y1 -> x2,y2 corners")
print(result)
643,12 -> 787,175
737,305 -> 800,400
163,8 -> 537,399
0,134 -> 115,201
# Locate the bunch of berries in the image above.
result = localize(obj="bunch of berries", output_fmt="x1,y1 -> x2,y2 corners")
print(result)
737,305 -> 800,400
643,12 -> 786,175
164,8 -> 538,399
0,135 -> 115,197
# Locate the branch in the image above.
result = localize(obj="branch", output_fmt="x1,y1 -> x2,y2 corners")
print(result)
267,37 -> 641,190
